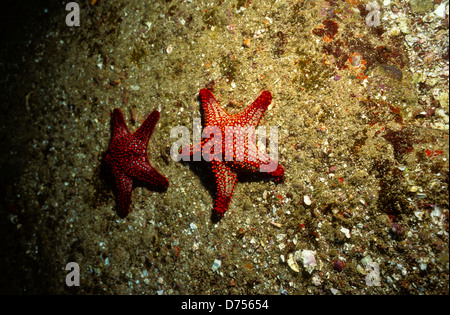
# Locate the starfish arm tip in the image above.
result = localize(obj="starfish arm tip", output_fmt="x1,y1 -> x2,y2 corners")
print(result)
133,109 -> 161,144
114,175 -> 133,217
257,90 -> 272,107
111,108 -> 130,136
262,90 -> 272,98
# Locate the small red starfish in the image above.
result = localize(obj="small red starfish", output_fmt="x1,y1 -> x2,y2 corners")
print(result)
185,89 -> 284,219
105,108 -> 169,217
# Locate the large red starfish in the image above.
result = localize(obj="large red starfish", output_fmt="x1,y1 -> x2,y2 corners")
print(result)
184,89 -> 284,219
105,108 -> 169,217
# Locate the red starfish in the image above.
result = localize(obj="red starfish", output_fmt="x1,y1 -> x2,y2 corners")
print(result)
184,89 -> 284,219
105,108 -> 169,217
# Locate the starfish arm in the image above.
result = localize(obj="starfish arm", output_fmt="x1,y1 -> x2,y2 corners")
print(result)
199,89 -> 229,126
111,108 -> 130,138
192,141 -> 204,157
212,161 -> 237,217
269,163 -> 285,182
114,174 -> 133,217
132,160 -> 169,189
178,144 -> 193,160
259,157 -> 285,181
235,90 -> 272,126
133,110 -> 160,144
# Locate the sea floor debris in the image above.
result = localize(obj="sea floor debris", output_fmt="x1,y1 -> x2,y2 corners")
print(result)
0,0 -> 448,294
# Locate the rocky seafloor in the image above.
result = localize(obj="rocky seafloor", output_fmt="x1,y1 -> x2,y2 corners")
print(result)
0,0 -> 448,294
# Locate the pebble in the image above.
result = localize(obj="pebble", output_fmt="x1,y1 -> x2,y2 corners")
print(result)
270,221 -> 282,228
303,195 -> 312,206
189,222 -> 198,231
340,227 -> 351,238
287,250 -> 318,273
330,288 -> 339,295
298,250 -> 317,274
416,192 -> 427,199
361,255 -> 373,266
312,275 -> 322,286
287,253 -> 299,273
419,262 -> 427,271
430,207 -> 441,220
130,85 -> 140,91
110,79 -> 121,86
211,259 -> 222,272
334,260 -> 345,272
434,2 -> 447,19
409,185 -> 419,192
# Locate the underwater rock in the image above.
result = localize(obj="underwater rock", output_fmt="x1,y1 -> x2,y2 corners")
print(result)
378,64 -> 403,81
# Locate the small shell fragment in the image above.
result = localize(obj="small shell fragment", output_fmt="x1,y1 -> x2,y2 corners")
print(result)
409,185 -> 419,192
434,2 -> 447,19
290,250 -> 317,274
287,252 -> 300,272
211,259 -> 221,272
270,221 -> 283,228
340,227 -> 351,238
300,250 -> 317,273
304,195 -> 312,205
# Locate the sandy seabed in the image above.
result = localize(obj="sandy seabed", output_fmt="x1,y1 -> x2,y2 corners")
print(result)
0,0 -> 448,295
